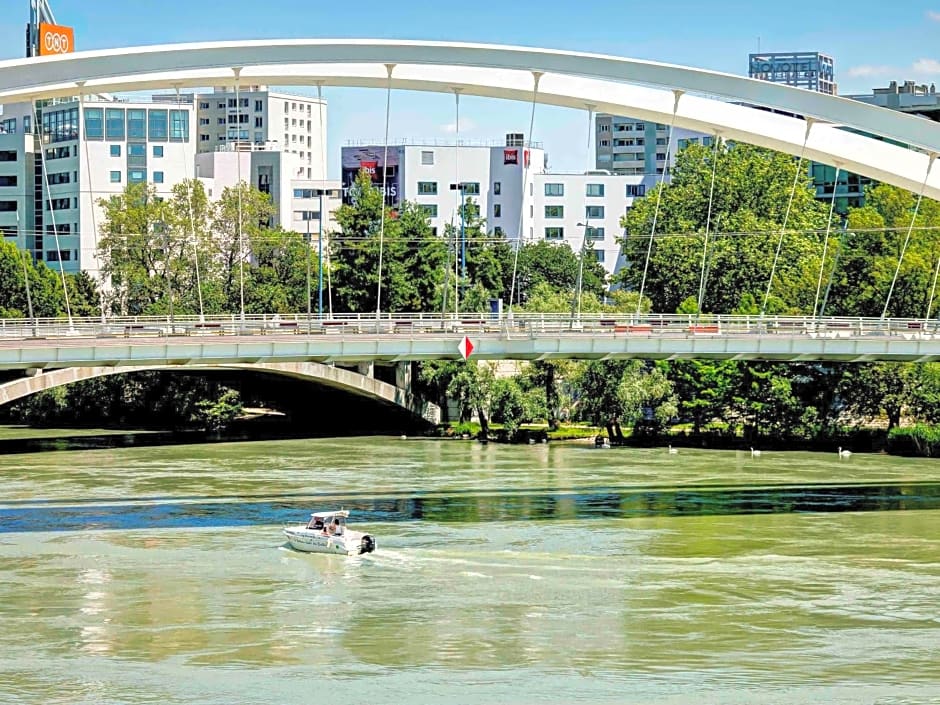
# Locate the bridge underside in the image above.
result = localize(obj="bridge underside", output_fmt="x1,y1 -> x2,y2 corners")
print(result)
2,333 -> 940,369
0,362 -> 438,431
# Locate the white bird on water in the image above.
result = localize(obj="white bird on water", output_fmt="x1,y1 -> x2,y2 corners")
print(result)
750,447 -> 762,457
668,445 -> 678,454
838,447 -> 852,458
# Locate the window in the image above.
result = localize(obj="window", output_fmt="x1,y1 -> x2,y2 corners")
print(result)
625,184 -> 646,197
110,171 -> 121,183
105,108 -> 125,140
153,146 -> 164,158
462,182 -> 480,195
591,249 -> 605,263
656,153 -> 667,161
127,109 -> 146,139
45,146 -> 70,160
600,139 -> 610,147
493,181 -> 501,195
255,99 -> 263,111
41,107 -> 79,143
218,118 -> 226,125
199,118 -> 210,126
1,118 -> 17,134
493,204 -> 501,217
148,109 -> 168,140
48,172 -> 70,185
128,142 -> 146,167
0,201 -> 17,212
200,134 -> 210,142
419,204 -> 438,217
586,226 -> 605,241
84,108 -> 104,139
585,205 -> 605,219
544,205 -> 564,218
45,249 -> 71,262
494,226 -> 504,237
544,183 -> 564,197
153,171 -> 164,183
635,122 -> 645,130
228,99 -> 236,108
417,181 -> 438,195
47,198 -> 70,211
421,150 -> 434,165
169,110 -> 189,141
544,227 -> 564,240
599,124 -> 610,132
109,144 -> 121,157
656,137 -> 668,146
0,151 -> 16,162
255,117 -> 263,128
129,169 -> 146,183
586,183 -> 605,197
0,175 -> 16,187
199,102 -> 210,110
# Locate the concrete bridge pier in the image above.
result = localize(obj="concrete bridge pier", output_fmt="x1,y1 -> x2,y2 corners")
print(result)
357,361 -> 374,378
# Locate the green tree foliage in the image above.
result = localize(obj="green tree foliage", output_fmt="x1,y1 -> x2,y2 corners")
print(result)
618,142 -> 830,314
574,361 -> 677,439
0,239 -> 72,317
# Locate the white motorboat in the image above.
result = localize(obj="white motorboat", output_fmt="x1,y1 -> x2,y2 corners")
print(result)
283,510 -> 376,555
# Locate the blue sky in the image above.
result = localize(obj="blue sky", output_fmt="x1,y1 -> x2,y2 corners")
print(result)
1,0 -> 938,175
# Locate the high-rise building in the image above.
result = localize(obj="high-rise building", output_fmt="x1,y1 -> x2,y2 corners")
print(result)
748,52 -> 837,95
0,97 -> 195,276
192,87 -> 327,181
847,80 -> 940,121
594,117 -> 706,176
748,50 -> 868,212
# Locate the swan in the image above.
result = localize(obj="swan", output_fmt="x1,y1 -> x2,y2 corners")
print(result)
668,445 -> 678,454
838,447 -> 852,458
750,447 -> 761,457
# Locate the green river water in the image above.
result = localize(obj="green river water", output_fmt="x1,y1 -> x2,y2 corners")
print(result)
1,432 -> 939,704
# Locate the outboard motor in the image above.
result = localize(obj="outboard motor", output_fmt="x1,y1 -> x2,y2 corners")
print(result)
359,535 -> 376,554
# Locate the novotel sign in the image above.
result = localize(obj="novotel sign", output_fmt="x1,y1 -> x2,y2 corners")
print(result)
749,57 -> 831,78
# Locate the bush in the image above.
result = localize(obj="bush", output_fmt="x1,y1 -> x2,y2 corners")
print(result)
887,425 -> 940,457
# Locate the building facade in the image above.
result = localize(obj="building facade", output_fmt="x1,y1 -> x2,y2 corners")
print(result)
0,97 -> 194,276
192,86 -> 327,181
748,52 -> 837,95
847,80 -> 940,121
594,117 -> 706,175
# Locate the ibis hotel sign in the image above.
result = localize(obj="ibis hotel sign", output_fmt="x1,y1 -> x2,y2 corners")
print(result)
38,22 -> 74,56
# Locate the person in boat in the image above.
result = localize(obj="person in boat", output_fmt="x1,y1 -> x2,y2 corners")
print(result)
330,517 -> 343,536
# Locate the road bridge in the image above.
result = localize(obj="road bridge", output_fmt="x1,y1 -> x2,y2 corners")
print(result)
1,314 -> 939,368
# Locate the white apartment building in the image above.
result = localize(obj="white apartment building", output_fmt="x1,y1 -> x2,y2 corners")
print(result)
531,172 -> 660,273
0,97 -> 194,276
341,134 -> 547,240
192,86 -> 327,181
195,145 -> 341,235
341,134 -> 657,275
595,115 -> 709,175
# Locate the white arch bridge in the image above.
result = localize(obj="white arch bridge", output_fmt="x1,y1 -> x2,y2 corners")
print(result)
0,38 -> 938,197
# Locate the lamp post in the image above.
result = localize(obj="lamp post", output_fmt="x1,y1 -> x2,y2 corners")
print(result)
305,215 -> 312,333
571,221 -> 589,328
450,181 -> 468,305
318,190 -> 324,319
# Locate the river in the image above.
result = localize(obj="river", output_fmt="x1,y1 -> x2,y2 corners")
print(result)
1,431 -> 939,704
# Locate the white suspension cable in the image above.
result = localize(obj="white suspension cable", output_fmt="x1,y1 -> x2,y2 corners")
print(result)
175,85 -> 205,322
696,132 -> 721,314
317,82 -> 333,318
761,118 -> 814,317
882,152 -> 937,319
924,253 -> 940,326
375,63 -> 394,319
234,69 -> 245,322
508,71 -> 542,312
31,99 -> 73,326
78,87 -> 108,323
571,103 -> 594,326
453,88 -> 461,315
812,164 -> 841,318
636,90 -> 682,316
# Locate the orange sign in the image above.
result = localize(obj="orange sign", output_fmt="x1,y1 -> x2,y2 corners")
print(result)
38,23 -> 74,56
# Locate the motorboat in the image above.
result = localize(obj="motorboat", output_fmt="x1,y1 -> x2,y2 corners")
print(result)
283,510 -> 376,555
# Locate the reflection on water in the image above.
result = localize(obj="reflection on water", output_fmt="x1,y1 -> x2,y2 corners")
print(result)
1,435 -> 940,704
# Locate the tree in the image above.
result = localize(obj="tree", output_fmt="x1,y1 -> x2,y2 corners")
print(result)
195,388 -> 244,432
574,360 -> 677,439
0,240 -> 68,318
446,360 -> 496,439
617,142 -> 831,314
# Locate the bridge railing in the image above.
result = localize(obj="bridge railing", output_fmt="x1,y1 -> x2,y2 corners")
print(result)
0,313 -> 936,341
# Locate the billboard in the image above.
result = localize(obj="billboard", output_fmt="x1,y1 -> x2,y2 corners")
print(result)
38,22 -> 74,56
341,146 -> 403,207
503,148 -> 531,167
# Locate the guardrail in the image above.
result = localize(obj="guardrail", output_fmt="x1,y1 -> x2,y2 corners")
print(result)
0,313 -> 937,342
